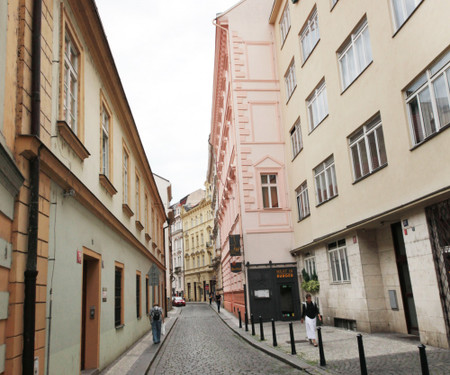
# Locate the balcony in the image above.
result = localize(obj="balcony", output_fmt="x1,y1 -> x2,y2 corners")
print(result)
174,266 -> 182,275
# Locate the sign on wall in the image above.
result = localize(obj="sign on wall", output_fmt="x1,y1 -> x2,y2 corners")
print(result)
229,234 -> 241,256
231,261 -> 242,273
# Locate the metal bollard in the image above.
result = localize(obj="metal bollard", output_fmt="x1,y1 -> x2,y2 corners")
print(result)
317,327 -> 326,366
238,310 -> 242,328
251,314 -> 255,336
418,344 -> 430,375
289,322 -> 297,355
271,318 -> 277,347
357,334 -> 368,375
245,311 -> 249,332
259,316 -> 265,340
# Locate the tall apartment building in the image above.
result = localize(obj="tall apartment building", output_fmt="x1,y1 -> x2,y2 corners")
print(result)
269,0 -> 450,348
170,198 -> 186,297
182,187 -> 215,302
211,0 -> 299,321
0,1 -> 167,373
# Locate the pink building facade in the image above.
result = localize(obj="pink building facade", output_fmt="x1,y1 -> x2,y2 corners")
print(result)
211,0 -> 298,321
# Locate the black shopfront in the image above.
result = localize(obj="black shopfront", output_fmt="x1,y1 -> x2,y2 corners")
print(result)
247,262 -> 300,322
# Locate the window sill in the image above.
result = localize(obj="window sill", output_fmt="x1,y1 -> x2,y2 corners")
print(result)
145,233 -> 151,242
301,39 -> 320,68
410,122 -> 450,151
122,203 -> 134,218
152,241 -> 158,250
392,1 -> 424,38
285,85 -> 297,105
57,120 -> 90,161
315,193 -> 338,208
135,220 -> 144,232
308,114 -> 329,135
291,147 -> 303,162
99,174 -> 117,196
297,213 -> 311,223
352,163 -> 388,184
340,61 -> 373,95
330,281 -> 351,285
115,324 -> 125,330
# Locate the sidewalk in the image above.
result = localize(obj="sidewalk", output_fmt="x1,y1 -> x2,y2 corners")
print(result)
99,307 -> 181,375
211,304 -> 450,374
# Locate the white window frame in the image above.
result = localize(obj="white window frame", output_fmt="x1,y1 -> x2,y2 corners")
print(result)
261,174 -> 279,209
349,116 -> 388,181
101,106 -> 110,176
405,50 -> 450,145
64,33 -> 79,132
290,119 -> 303,158
296,181 -> 310,221
328,239 -> 350,283
280,3 -> 291,45
123,150 -> 129,204
284,60 -> 297,100
391,0 -> 422,31
307,80 -> 328,131
314,156 -> 338,205
304,255 -> 316,277
300,8 -> 319,62
135,175 -> 140,221
338,19 -> 373,90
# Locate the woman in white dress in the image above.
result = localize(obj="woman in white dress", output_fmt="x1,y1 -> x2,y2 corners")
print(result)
300,294 -> 322,346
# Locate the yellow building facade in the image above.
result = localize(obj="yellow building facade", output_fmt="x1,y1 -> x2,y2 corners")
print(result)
182,186 -> 215,302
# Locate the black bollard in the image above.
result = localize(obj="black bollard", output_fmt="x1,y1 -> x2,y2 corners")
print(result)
418,344 -> 430,375
245,311 -> 249,332
289,322 -> 297,355
317,327 -> 326,366
357,334 -> 368,375
238,310 -> 242,328
271,319 -> 277,347
251,314 -> 255,336
259,316 -> 265,340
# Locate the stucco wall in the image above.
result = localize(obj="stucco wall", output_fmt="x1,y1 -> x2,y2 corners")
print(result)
46,182 -> 156,374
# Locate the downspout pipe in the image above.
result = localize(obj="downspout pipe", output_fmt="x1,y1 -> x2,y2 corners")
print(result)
23,0 -> 42,373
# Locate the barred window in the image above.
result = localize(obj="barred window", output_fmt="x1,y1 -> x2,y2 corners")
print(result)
328,239 -> 350,282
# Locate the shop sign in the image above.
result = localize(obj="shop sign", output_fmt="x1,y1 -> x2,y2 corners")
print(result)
275,268 -> 294,279
231,261 -> 242,273
229,234 -> 241,256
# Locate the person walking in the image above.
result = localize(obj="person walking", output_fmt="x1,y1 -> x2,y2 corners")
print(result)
209,292 -> 213,305
215,291 -> 222,313
300,294 -> 322,347
150,303 -> 164,344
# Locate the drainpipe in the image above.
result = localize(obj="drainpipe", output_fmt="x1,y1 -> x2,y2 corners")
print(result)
23,0 -> 42,373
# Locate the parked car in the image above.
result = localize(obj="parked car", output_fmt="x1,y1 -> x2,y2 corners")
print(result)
172,296 -> 186,306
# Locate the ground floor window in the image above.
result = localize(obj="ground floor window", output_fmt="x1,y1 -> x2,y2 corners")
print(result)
115,263 -> 124,327
328,239 -> 350,282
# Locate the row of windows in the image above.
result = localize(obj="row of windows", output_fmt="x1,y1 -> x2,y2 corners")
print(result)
185,230 -> 211,250
303,238 -> 350,285
61,14 -> 163,248
185,254 -> 212,270
292,113 -> 388,221
280,0 -> 423,47
114,264 -> 161,328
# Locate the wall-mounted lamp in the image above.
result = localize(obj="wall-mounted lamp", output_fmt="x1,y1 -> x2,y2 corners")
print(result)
63,189 -> 75,198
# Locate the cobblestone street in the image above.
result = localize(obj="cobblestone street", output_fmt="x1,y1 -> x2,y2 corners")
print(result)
148,304 -> 303,375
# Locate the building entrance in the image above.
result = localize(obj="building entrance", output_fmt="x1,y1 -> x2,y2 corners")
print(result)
248,263 -> 300,322
392,222 -> 419,335
81,250 -> 101,371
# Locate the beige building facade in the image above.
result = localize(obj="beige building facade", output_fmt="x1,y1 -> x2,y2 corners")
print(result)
182,187 -> 215,302
1,0 -> 167,373
270,0 -> 450,348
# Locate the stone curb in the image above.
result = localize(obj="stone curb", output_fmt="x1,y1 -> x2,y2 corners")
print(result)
210,305 -> 333,375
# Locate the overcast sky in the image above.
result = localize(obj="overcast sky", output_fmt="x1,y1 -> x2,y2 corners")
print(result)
95,0 -> 240,203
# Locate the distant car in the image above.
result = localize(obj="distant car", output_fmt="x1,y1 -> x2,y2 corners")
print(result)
172,297 -> 186,307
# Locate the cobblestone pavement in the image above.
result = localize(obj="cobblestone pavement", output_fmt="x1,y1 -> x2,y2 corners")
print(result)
148,303 -> 304,375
